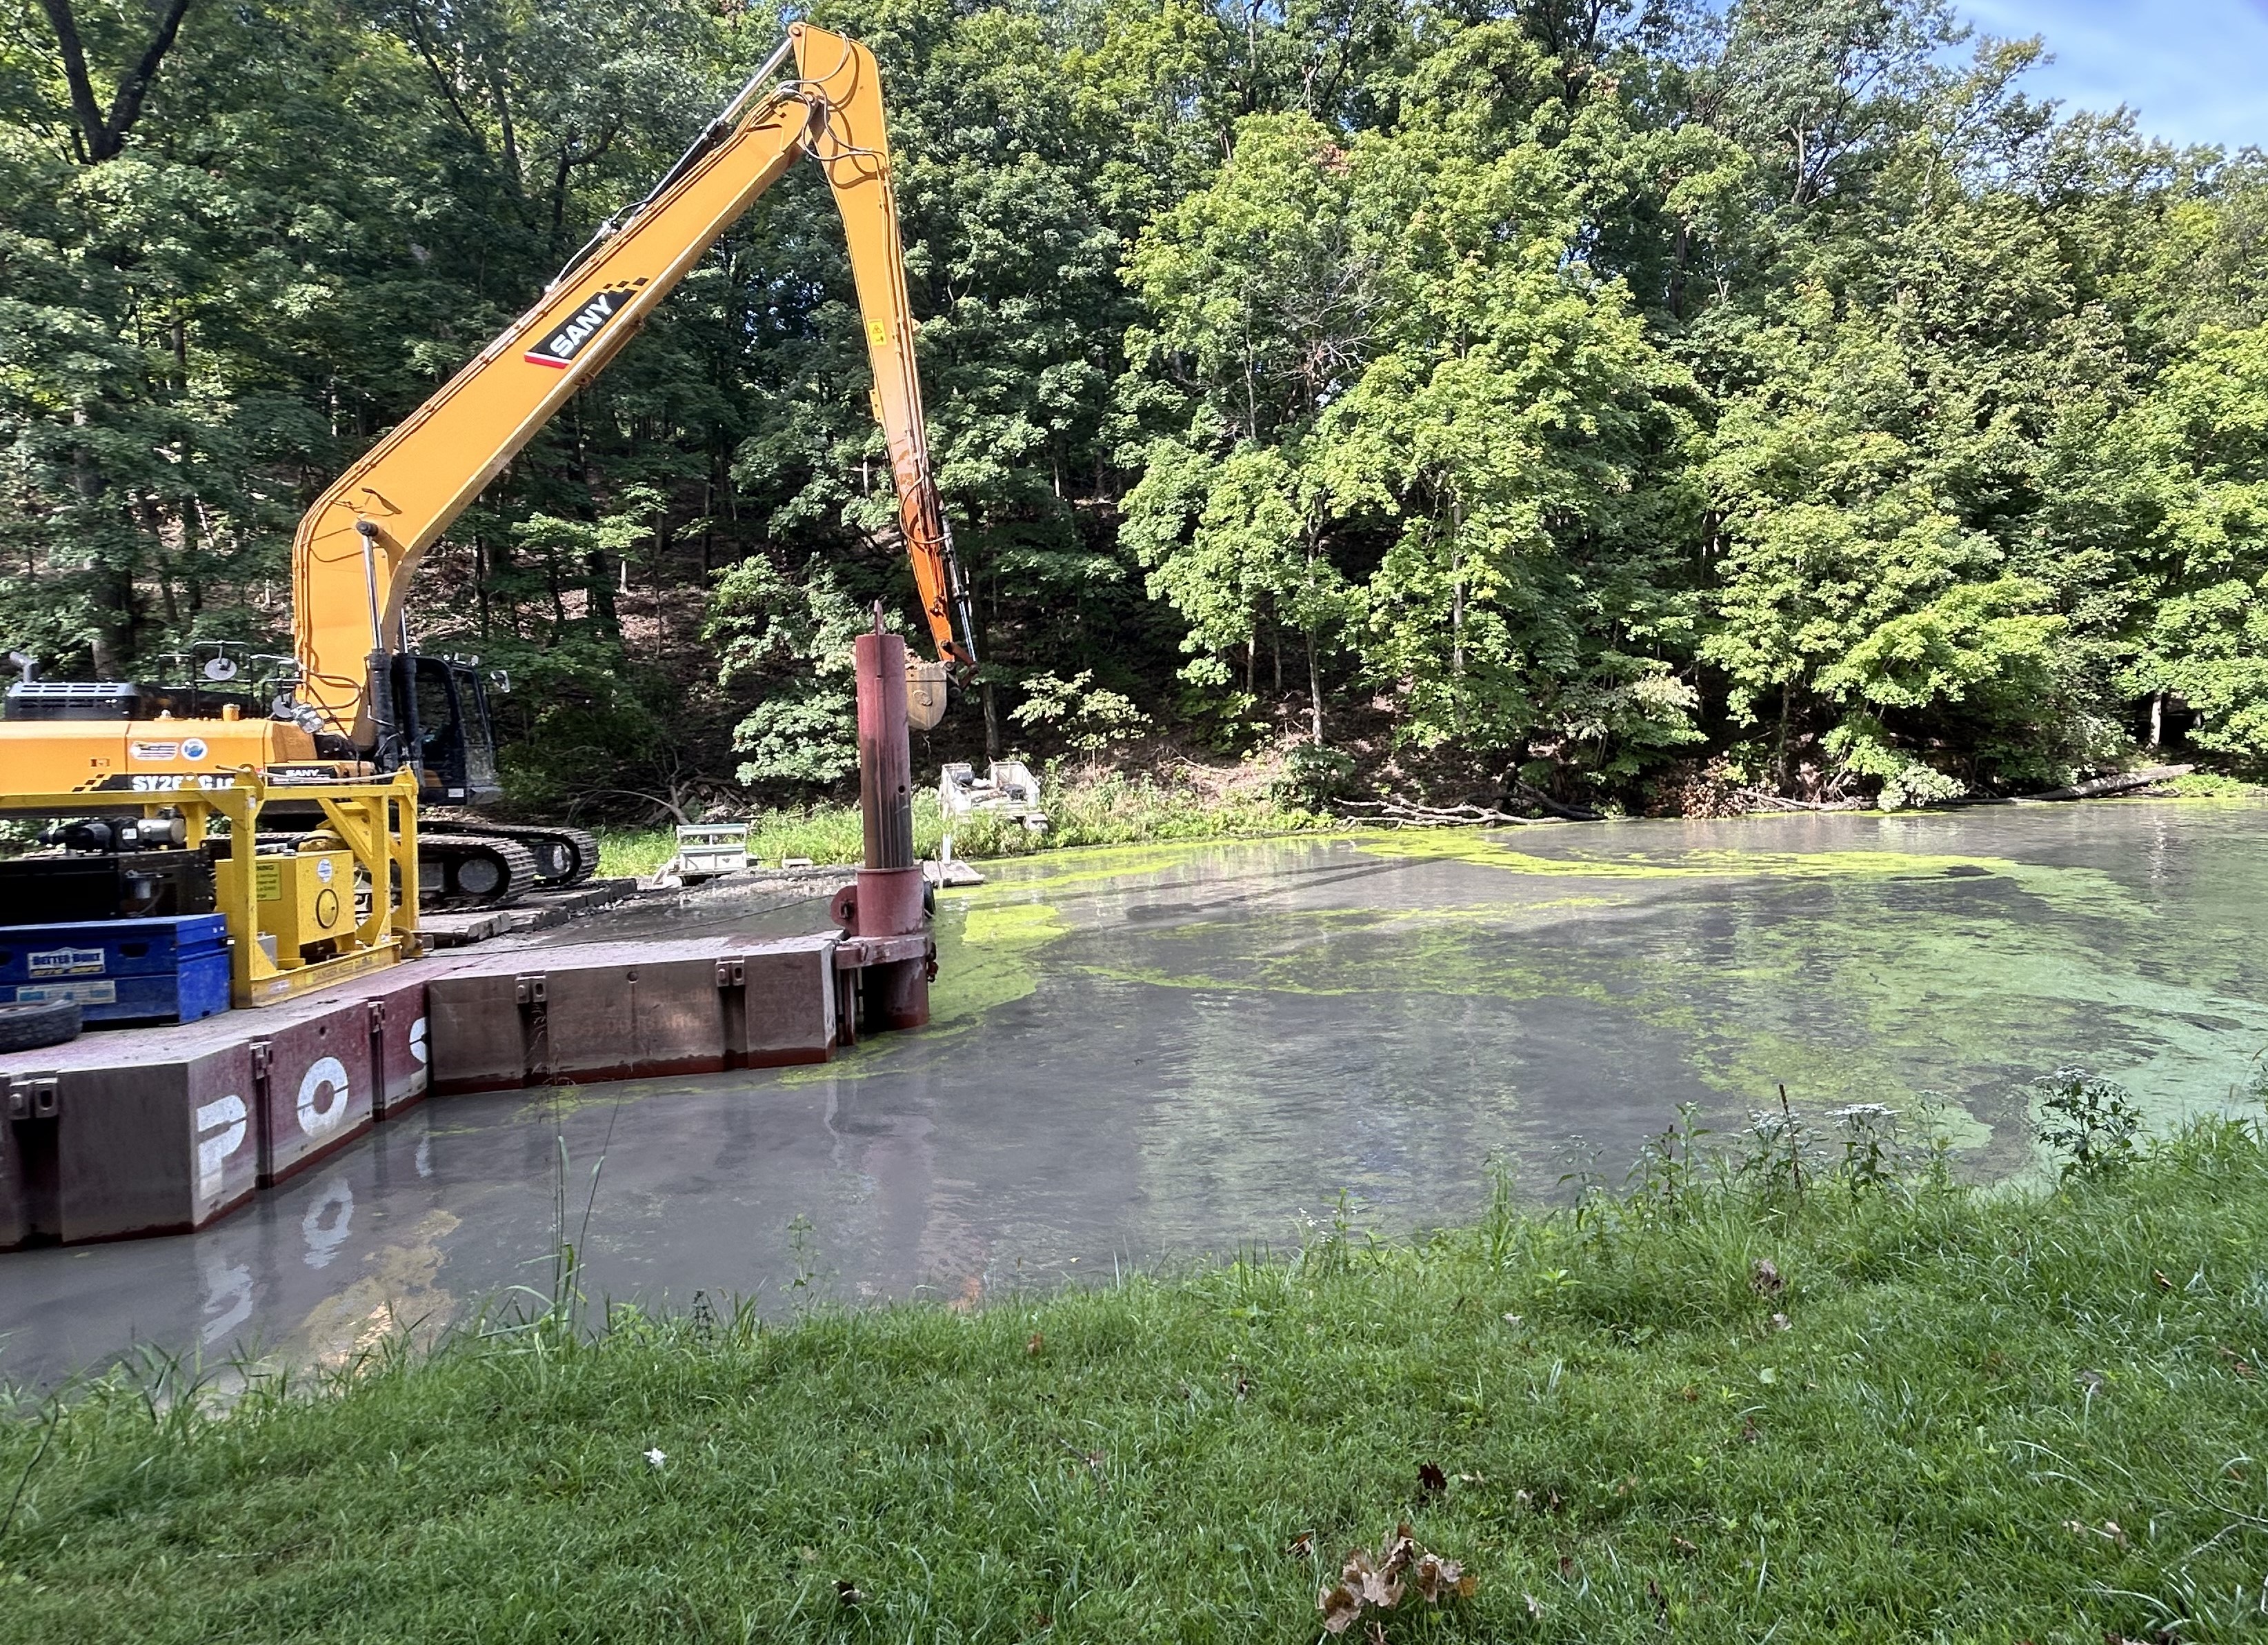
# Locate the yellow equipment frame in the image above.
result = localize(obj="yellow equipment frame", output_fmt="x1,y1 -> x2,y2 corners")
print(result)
0,770 -> 419,1008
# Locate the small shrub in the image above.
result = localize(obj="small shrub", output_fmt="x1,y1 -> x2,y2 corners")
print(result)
1830,1103 -> 1902,1195
2031,1067 -> 2141,1179
1270,741 -> 1353,808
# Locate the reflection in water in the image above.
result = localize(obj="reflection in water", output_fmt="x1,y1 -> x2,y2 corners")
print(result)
300,1174 -> 354,1270
2,800 -> 2265,1388
200,1255 -> 253,1346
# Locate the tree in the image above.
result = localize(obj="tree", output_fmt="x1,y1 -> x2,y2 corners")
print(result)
2093,326 -> 2268,770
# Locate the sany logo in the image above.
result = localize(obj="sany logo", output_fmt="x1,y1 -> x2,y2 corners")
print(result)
524,278 -> 646,369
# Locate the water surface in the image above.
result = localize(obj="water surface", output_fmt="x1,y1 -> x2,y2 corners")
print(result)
4,801 -> 2263,1386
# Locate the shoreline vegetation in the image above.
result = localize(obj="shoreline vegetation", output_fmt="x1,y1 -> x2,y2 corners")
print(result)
593,766 -> 2268,881
4,1086 -> 2267,1641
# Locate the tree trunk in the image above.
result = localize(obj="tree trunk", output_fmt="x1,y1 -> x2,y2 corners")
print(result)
1448,495 -> 1465,731
1306,627 -> 1323,746
588,550 -> 618,635
39,0 -> 197,164
1773,679 -> 1793,788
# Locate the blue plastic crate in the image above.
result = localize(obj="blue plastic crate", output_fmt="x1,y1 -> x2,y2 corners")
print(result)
0,915 -> 230,1025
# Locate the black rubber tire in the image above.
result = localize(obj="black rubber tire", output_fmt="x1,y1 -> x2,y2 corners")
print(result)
0,999 -> 83,1053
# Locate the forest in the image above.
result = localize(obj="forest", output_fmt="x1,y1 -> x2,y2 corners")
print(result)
3,0 -> 2265,820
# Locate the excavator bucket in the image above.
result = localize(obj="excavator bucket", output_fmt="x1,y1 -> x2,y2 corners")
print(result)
906,660 -> 948,732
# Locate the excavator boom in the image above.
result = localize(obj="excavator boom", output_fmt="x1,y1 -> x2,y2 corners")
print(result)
292,24 -> 977,747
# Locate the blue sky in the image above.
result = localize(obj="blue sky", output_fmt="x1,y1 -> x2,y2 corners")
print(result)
1956,1 -> 2267,150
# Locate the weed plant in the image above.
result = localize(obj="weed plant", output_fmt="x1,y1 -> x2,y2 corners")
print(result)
2,1093 -> 2267,1642
595,771 -> 1333,879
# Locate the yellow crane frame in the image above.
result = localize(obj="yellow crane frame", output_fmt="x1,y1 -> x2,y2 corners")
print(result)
0,773 -> 419,1007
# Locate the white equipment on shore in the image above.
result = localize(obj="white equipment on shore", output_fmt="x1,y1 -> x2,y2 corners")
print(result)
938,761 -> 1047,833
651,822 -> 753,888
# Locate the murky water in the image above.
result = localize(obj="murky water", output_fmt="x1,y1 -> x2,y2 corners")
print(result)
5,801 -> 2265,1387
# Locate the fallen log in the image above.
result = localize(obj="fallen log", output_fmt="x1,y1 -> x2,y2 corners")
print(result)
1739,792 -> 1866,812
1512,780 -> 1604,822
2018,764 -> 2193,803
1337,797 -> 1534,828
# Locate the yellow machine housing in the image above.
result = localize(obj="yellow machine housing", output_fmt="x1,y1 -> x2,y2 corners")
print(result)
214,848 -> 359,968
4,712 -> 337,797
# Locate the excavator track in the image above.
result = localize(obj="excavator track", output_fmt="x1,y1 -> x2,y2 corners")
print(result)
419,821 -> 599,888
467,824 -> 599,888
418,833 -> 540,907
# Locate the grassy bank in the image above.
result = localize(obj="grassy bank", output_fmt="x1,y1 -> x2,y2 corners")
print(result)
595,767 -> 1333,879
4,1100 -> 2267,1642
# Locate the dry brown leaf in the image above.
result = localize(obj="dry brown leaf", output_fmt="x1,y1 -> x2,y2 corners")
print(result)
835,1580 -> 864,1606
1751,1258 -> 1783,1296
2153,1270 -> 2173,1290
1319,1584 -> 1363,1635
1286,1531 -> 1315,1560
1414,1553 -> 1467,1603
1417,1461 -> 1448,1497
1026,1332 -> 1045,1356
1671,1535 -> 1700,1558
1355,1531 -> 1413,1608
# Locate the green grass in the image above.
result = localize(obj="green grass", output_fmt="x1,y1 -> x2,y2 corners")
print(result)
2156,771 -> 2267,799
6,1110 -> 2268,1642
594,769 -> 1333,880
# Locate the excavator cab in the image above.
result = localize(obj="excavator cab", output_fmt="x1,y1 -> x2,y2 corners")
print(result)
388,655 -> 501,806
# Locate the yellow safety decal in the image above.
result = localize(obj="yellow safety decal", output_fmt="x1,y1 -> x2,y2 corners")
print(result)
866,319 -> 891,347
255,862 -> 281,901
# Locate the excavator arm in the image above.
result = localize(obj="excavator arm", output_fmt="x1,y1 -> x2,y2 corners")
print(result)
291,24 -> 977,748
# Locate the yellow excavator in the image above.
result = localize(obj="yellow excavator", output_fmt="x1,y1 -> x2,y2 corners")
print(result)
1,24 -> 977,913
